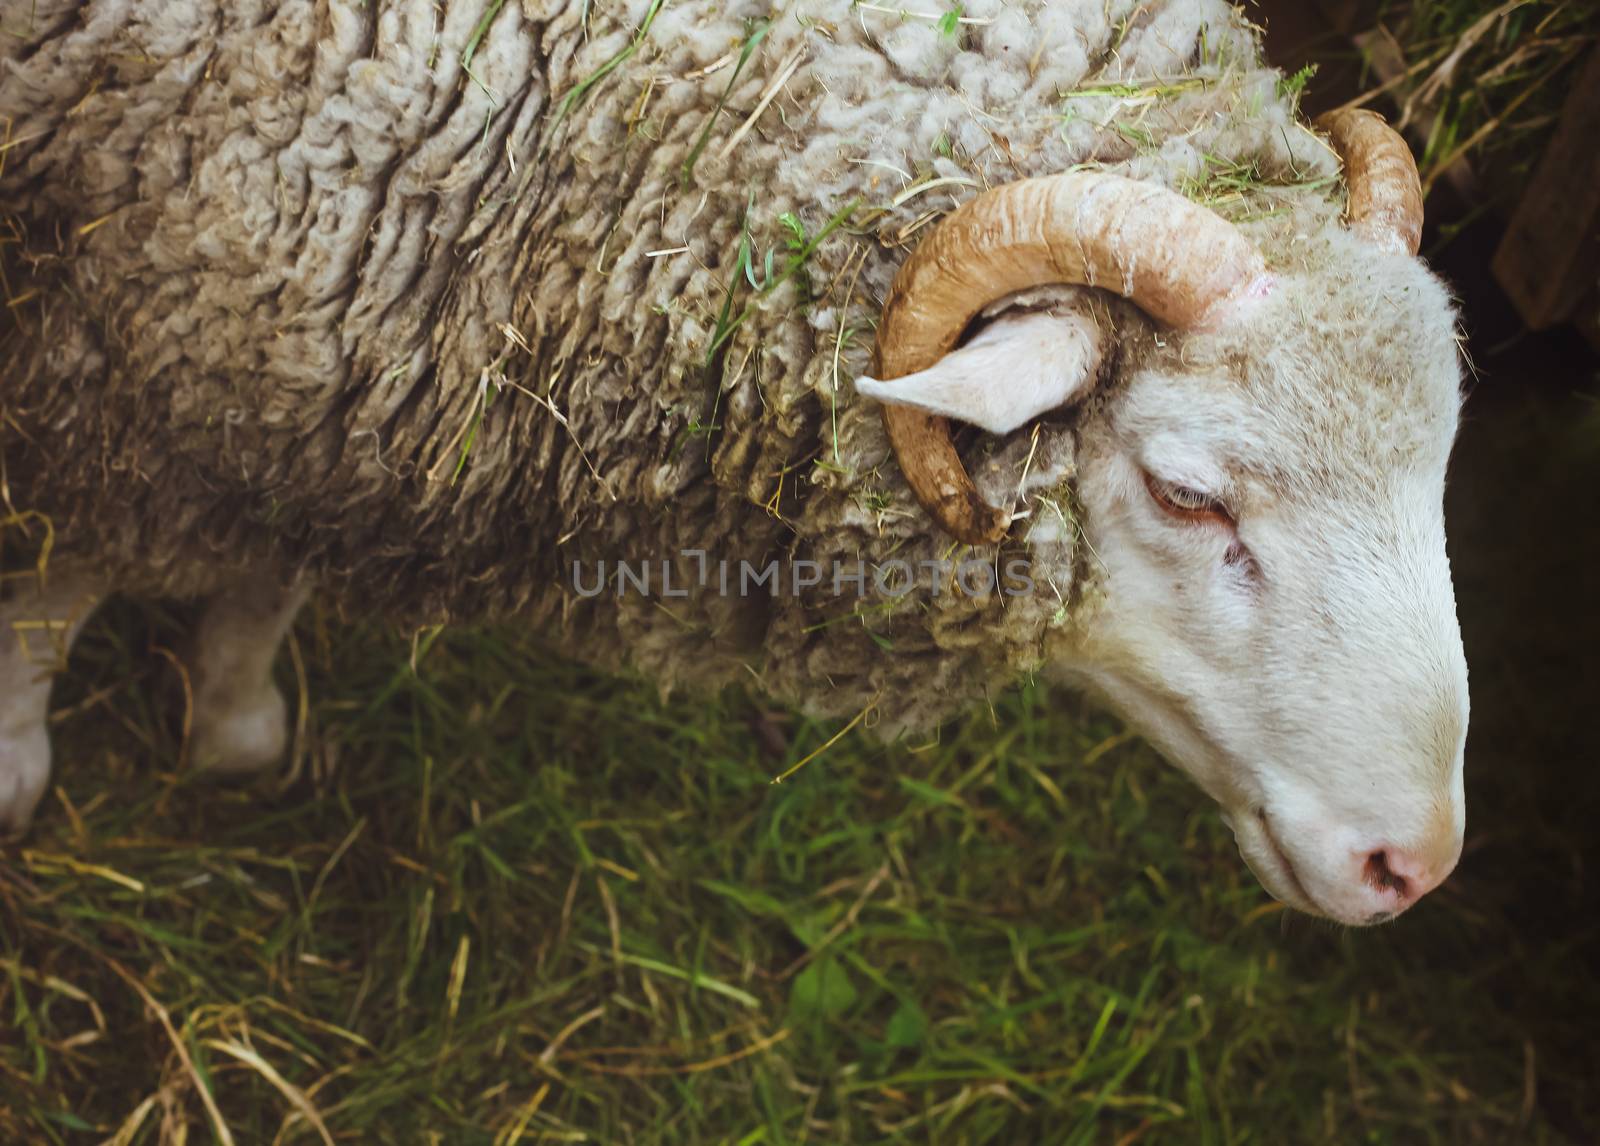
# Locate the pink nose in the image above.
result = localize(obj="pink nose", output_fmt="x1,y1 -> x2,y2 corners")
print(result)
1358,844 -> 1457,914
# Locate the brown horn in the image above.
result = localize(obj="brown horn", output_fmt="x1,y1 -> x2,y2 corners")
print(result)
874,173 -> 1267,545
1316,108 -> 1424,256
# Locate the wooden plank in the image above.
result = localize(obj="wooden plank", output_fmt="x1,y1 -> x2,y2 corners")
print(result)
1491,46 -> 1600,331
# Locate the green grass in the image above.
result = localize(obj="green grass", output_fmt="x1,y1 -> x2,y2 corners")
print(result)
541,0 -> 668,159
1356,1 -> 1594,207
1176,153 -> 1339,223
0,584 -> 1592,1143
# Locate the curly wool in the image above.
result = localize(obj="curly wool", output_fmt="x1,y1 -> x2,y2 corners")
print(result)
2,0 -> 1339,731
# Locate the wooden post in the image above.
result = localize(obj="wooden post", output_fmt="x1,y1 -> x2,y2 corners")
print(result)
1491,47 -> 1600,344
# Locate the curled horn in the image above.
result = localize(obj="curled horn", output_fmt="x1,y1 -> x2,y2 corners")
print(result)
873,173 -> 1267,545
1316,108 -> 1425,255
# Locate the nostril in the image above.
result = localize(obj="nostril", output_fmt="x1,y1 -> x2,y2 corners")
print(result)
1364,850 -> 1410,899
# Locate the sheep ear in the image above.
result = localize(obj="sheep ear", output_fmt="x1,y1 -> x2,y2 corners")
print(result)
855,305 -> 1105,435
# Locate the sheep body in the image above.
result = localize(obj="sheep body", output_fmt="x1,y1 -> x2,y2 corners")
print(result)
4,0 -> 1335,729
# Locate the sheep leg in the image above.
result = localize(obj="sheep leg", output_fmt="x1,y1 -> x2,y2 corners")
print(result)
189,577 -> 309,774
0,574 -> 103,831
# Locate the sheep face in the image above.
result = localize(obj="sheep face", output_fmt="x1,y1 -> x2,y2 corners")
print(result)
1065,237 -> 1468,926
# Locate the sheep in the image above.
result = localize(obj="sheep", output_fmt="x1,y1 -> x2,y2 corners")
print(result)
0,0 -> 1470,926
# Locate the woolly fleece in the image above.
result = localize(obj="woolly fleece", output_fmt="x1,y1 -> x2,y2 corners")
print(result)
2,0 -> 1344,729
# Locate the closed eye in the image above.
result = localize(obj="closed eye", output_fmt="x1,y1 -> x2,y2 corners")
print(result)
1143,471 -> 1234,527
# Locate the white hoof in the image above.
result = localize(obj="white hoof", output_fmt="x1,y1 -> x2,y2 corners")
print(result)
0,724 -> 51,832
191,685 -> 289,774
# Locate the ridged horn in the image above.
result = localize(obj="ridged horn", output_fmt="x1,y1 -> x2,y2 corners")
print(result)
873,172 -> 1267,545
1316,108 -> 1424,256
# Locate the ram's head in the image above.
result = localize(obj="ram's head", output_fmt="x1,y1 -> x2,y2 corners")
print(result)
858,112 -> 1467,927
